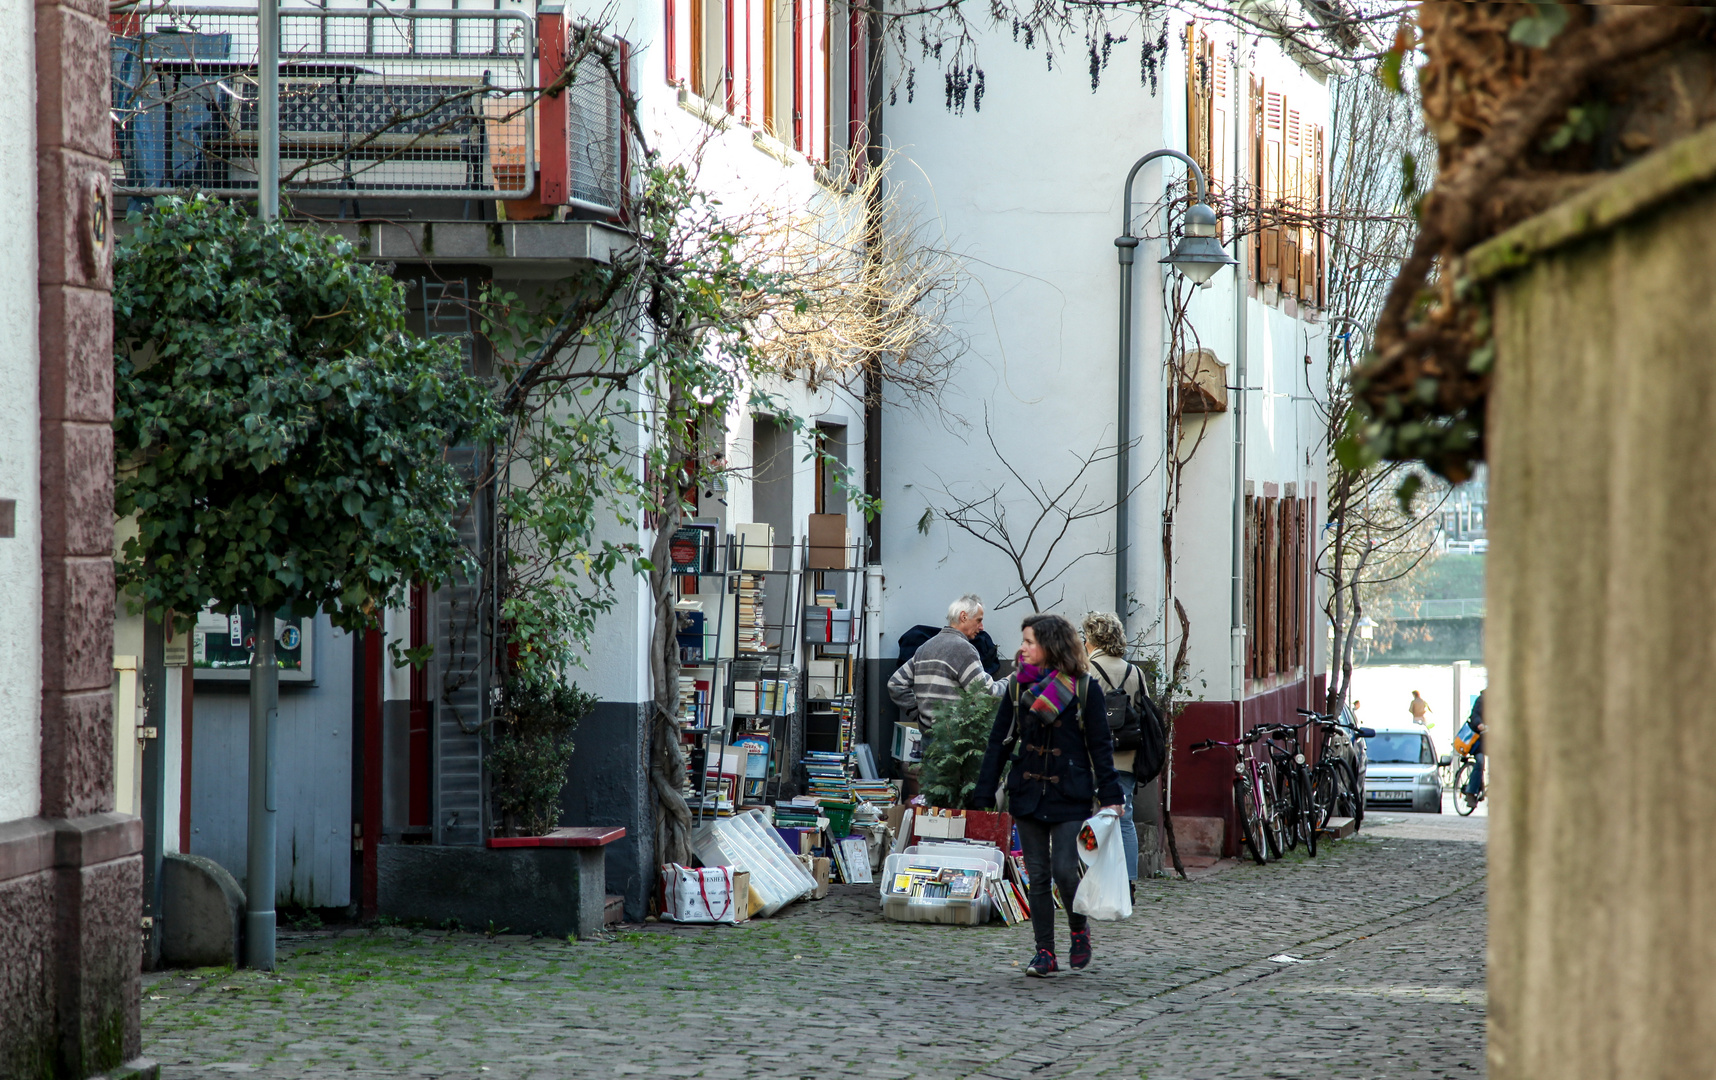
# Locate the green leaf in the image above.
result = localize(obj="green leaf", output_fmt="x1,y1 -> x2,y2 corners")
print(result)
1508,3 -> 1570,49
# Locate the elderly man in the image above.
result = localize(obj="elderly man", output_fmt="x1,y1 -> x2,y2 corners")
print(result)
887,594 -> 1004,728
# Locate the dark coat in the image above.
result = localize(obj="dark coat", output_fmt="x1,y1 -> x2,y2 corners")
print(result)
969,673 -> 1123,823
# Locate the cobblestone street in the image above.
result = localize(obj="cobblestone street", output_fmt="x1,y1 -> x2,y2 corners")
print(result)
143,815 -> 1486,1080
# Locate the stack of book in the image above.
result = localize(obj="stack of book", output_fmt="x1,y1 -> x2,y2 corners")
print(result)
733,678 -> 794,715
800,751 -> 853,800
850,779 -> 899,805
887,863 -> 984,900
736,573 -> 766,652
773,800 -> 821,829
986,876 -> 1031,925
675,674 -> 709,731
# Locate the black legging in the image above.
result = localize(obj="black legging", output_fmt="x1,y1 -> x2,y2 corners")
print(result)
1016,816 -> 1087,952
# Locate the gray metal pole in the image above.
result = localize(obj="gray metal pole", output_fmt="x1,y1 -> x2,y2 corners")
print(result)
1114,237 -> 1137,619
1114,148 -> 1208,626
258,0 -> 279,220
141,618 -> 167,970
244,612 -> 278,970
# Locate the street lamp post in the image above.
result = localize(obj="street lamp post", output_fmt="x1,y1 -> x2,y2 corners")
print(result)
1113,150 -> 1237,621
246,0 -> 282,972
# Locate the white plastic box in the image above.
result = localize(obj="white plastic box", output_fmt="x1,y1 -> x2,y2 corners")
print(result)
878,852 -> 995,925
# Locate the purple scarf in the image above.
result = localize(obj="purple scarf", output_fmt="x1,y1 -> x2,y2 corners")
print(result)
1017,662 -> 1076,720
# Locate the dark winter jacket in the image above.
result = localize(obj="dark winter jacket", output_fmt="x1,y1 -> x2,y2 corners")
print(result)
969,673 -> 1123,822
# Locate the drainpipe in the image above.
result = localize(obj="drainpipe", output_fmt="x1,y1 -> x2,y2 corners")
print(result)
1231,65 -> 1249,736
1114,148 -> 1209,625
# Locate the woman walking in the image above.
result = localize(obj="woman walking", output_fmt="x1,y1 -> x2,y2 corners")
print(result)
971,613 -> 1122,977
1082,611 -> 1149,894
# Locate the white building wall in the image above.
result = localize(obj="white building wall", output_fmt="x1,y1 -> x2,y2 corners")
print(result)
877,27 -> 1172,658
880,16 -> 1332,692
0,0 -> 40,825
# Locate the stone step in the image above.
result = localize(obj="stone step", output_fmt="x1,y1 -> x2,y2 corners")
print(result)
1320,816 -> 1358,840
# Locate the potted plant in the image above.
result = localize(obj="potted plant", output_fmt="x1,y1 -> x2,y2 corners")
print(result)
917,683 -> 1012,846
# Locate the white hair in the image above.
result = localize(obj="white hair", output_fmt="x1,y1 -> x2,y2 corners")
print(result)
946,594 -> 984,626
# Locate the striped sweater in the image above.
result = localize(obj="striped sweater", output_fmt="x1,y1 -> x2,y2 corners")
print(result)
887,627 -> 1003,726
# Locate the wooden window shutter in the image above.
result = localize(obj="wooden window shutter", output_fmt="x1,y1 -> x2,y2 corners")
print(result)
1185,24 -> 1207,181
1262,496 -> 1277,676
665,0 -> 677,84
1282,106 -> 1300,297
1249,76 -> 1263,282
1210,54 -> 1229,239
1298,120 -> 1317,303
1249,494 -> 1262,673
1314,125 -> 1327,307
690,0 -> 703,94
1262,90 -> 1284,288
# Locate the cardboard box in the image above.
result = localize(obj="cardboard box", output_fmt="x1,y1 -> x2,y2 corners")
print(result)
807,513 -> 848,569
796,855 -> 832,900
735,522 -> 773,570
885,804 -> 909,834
803,606 -> 855,644
729,871 -> 765,921
914,813 -> 967,840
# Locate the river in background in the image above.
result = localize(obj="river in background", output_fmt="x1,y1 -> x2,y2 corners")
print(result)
1348,662 -> 1488,760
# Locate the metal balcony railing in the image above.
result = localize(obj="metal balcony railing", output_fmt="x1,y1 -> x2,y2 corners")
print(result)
111,4 -> 536,200
1369,598 -> 1488,621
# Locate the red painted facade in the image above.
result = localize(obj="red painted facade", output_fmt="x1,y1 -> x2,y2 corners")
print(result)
1167,675 -> 1327,857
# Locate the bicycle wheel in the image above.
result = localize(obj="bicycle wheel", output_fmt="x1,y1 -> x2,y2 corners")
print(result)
1310,761 -> 1337,833
1235,779 -> 1267,864
1273,765 -> 1300,852
1454,759 -> 1478,817
1259,779 -> 1285,859
1296,767 -> 1318,857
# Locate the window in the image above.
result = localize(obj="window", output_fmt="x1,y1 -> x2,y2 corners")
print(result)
1183,23 -> 1229,205
1241,75 -> 1326,305
688,0 -> 728,104
763,0 -> 795,140
1244,492 -> 1310,680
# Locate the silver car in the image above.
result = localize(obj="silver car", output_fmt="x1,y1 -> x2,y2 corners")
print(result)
1361,728 -> 1448,813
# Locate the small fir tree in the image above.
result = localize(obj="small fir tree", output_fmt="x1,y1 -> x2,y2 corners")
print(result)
917,683 -> 1000,809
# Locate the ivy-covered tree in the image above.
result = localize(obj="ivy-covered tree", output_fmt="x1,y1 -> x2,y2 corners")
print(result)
112,195 -> 499,630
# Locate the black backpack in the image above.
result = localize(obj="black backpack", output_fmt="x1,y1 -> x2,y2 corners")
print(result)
1093,662 -> 1168,784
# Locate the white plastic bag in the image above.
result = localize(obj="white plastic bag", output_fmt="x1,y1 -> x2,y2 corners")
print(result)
1071,809 -> 1133,921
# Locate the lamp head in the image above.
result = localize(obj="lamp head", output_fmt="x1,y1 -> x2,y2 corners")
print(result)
1161,202 -> 1237,284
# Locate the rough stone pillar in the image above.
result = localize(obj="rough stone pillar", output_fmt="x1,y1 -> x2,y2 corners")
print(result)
0,0 -> 144,1071
1477,124 -> 1716,1079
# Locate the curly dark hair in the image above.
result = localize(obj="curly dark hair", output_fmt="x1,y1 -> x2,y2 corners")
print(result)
1020,613 -> 1088,677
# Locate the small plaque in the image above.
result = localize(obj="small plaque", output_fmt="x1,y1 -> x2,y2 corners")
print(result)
0,498 -> 14,538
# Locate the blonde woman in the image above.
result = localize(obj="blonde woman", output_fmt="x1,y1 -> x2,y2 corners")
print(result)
1082,612 -> 1150,890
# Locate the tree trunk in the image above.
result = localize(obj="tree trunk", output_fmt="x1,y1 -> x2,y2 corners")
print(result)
647,387 -> 694,873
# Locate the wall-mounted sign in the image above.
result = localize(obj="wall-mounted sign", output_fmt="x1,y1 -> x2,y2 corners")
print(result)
192,606 -> 314,683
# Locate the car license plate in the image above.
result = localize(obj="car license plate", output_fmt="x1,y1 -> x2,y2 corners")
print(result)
1370,791 -> 1411,801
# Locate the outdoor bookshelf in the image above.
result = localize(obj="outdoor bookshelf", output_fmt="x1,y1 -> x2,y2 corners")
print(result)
796,532 -> 869,805
678,526 -> 805,825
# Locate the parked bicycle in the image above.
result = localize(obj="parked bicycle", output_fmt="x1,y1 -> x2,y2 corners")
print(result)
1296,707 -> 1374,832
1453,753 -> 1487,816
1257,722 -> 1318,857
1190,727 -> 1283,865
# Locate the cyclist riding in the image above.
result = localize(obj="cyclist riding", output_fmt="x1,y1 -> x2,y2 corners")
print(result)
1457,690 -> 1487,811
